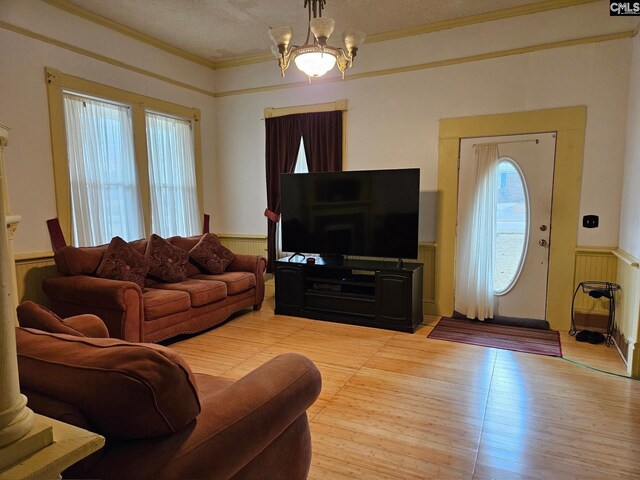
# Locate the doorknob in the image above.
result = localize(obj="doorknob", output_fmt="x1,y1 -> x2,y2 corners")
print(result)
539,239 -> 548,247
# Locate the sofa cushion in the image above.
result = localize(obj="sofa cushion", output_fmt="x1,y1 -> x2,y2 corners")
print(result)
54,244 -> 106,276
16,301 -> 86,337
96,236 -> 150,289
143,288 -> 191,320
168,235 -> 203,277
168,235 -> 201,251
189,233 -> 235,275
53,239 -> 148,276
16,328 -> 201,440
193,272 -> 256,295
145,234 -> 189,283
151,279 -> 227,307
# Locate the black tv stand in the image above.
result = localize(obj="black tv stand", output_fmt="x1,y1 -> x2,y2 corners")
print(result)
274,256 -> 423,333
319,253 -> 345,265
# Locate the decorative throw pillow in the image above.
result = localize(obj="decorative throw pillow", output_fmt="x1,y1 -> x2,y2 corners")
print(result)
145,234 -> 189,283
189,233 -> 235,274
16,301 -> 86,337
95,236 -> 150,289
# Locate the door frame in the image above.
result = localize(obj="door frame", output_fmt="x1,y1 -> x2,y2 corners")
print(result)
435,107 -> 587,331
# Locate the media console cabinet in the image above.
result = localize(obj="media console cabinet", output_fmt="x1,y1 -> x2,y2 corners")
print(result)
274,256 -> 423,333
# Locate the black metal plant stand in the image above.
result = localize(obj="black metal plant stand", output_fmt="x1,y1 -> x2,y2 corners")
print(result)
570,281 -> 621,346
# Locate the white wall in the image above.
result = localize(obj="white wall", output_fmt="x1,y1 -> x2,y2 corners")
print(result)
0,0 -> 217,254
1,0 -> 635,254
215,38 -> 632,246
619,34 -> 640,260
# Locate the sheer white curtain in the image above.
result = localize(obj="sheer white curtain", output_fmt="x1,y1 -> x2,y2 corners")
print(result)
63,93 -> 144,246
456,143 -> 499,320
146,112 -> 200,237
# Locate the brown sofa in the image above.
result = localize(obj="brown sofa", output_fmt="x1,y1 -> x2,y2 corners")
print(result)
42,234 -> 266,343
15,303 -> 322,480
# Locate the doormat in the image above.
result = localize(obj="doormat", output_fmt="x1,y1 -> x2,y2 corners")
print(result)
428,317 -> 562,357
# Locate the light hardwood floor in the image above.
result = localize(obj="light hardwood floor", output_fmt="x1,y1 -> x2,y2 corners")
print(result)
169,297 -> 640,479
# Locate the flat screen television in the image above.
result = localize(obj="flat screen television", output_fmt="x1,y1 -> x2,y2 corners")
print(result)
281,168 -> 420,259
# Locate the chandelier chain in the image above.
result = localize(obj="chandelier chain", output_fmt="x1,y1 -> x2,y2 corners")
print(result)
304,0 -> 326,19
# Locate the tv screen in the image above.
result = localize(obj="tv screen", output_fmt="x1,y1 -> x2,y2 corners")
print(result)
281,168 -> 420,259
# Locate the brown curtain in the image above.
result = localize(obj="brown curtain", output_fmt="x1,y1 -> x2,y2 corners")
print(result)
265,115 -> 301,272
264,110 -> 343,272
299,110 -> 343,172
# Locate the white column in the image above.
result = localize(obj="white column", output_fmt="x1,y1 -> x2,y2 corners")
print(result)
0,124 -> 34,447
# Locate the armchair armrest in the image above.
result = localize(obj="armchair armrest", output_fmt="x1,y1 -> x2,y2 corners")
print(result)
42,276 -> 144,342
64,314 -> 110,338
165,352 -> 320,479
86,353 -> 322,480
227,254 -> 267,309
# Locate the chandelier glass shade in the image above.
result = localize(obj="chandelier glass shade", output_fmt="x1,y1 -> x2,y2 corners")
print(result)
294,47 -> 337,77
268,0 -> 365,79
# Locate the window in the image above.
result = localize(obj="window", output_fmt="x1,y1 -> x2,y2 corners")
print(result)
494,158 -> 529,294
63,93 -> 145,246
293,139 -> 309,174
146,112 -> 200,237
47,68 -> 203,247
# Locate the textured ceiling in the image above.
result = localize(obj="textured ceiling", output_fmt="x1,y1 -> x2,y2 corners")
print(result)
58,0 -> 551,62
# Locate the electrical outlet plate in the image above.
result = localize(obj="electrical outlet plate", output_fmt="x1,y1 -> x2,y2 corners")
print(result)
583,215 -> 599,228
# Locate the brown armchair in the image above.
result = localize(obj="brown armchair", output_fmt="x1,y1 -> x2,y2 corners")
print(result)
15,302 -> 322,479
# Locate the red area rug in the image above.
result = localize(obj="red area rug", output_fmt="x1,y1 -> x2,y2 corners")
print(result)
428,317 -> 562,357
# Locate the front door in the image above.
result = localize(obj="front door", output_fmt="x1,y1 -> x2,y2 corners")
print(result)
455,133 -> 556,320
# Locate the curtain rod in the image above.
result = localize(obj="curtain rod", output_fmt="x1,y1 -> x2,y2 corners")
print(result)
473,138 -> 539,148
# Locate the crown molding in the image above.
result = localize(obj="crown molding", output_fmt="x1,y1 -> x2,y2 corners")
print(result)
2,16 -> 631,100
215,30 -> 633,97
44,0 -> 601,71
365,0 -> 600,44
0,20 -> 216,98
43,0 -> 218,69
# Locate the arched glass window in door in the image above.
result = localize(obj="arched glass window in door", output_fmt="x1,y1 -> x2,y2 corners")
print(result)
494,158 -> 529,295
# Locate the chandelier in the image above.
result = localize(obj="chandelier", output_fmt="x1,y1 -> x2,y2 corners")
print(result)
268,0 -> 365,79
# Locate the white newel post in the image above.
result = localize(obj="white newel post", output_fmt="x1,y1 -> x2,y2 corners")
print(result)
0,124 -> 103,480
0,124 -> 34,447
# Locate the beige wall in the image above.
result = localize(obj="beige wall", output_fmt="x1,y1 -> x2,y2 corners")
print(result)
2,2 -> 638,356
214,39 -> 631,248
1,0 -> 635,257
616,33 -> 640,376
0,0 -> 217,255
619,35 -> 640,260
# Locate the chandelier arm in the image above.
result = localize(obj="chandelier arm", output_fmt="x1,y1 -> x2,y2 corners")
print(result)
279,51 -> 293,77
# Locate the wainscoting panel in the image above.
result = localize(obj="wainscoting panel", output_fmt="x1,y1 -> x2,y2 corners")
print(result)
13,238 -> 436,321
614,249 -> 639,376
218,234 -> 267,257
573,247 -> 618,316
15,253 -> 56,307
418,243 -> 436,316
218,234 -> 270,281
